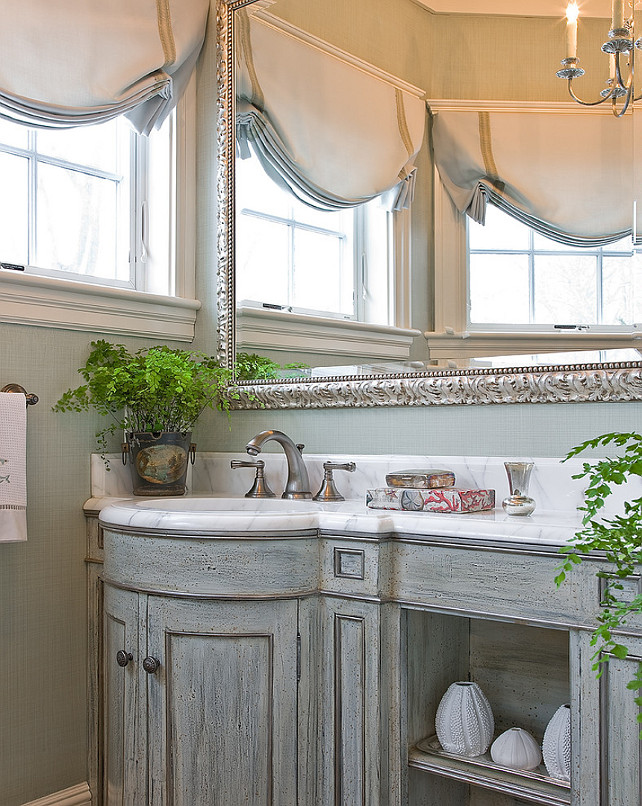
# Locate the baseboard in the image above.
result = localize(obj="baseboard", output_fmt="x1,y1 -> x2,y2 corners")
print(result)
21,782 -> 91,806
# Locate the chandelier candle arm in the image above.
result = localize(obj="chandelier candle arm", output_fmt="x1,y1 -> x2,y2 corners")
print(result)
556,1 -> 639,117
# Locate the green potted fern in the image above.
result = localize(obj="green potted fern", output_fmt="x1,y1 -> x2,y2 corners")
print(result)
54,340 -> 234,496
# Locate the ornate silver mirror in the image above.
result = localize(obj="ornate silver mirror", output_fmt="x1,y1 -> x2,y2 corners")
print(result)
216,0 -> 642,409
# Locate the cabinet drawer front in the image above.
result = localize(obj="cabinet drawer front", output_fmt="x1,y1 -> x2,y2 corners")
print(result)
103,528 -> 317,597
393,542 -> 599,626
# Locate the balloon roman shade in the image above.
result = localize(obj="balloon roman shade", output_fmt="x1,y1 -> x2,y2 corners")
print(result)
236,12 -> 426,211
0,0 -> 209,134
431,107 -> 634,246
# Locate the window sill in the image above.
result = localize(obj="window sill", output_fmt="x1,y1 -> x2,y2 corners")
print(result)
237,306 -> 420,360
424,329 -> 639,361
0,271 -> 200,340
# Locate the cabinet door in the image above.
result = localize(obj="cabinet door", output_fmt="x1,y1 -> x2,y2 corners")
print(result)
317,596 -> 382,806
145,597 -> 299,806
103,584 -> 145,805
600,634 -> 642,806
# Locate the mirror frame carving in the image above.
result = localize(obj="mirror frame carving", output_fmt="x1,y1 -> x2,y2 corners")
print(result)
216,0 -> 642,409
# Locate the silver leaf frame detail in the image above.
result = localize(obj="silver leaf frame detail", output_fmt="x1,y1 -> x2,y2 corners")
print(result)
229,364 -> 642,408
215,0 -> 642,409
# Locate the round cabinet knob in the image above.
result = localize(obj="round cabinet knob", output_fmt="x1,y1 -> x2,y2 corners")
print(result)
142,656 -> 161,674
116,650 -> 133,668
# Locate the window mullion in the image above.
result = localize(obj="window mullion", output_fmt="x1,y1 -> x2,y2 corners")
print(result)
529,229 -> 536,324
131,130 -> 145,291
27,130 -> 38,268
288,210 -> 295,306
596,250 -> 604,325
354,205 -> 365,321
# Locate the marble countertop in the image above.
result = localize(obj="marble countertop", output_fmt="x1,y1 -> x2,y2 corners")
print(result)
92,493 -> 583,548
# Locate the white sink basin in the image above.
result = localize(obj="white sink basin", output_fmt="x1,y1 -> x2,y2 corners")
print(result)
132,495 -> 323,513
99,494 -> 337,534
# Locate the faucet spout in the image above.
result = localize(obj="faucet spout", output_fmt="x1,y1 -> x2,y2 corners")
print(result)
245,429 -> 311,499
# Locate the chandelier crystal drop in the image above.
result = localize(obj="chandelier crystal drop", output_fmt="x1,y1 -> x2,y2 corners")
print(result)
556,0 -> 639,117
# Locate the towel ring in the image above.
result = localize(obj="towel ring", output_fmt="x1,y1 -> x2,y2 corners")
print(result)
1,383 -> 39,406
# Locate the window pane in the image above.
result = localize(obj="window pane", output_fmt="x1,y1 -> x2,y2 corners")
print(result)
603,235 -> 634,253
36,164 -> 127,280
468,204 -> 530,251
0,119 -> 29,149
603,253 -> 642,325
293,229 -> 351,314
36,119 -> 126,173
469,254 -> 530,324
236,154 -> 292,219
0,152 -> 28,264
236,214 -> 290,306
532,255 -> 596,324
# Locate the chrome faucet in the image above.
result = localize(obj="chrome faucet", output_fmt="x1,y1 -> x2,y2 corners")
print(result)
245,429 -> 312,499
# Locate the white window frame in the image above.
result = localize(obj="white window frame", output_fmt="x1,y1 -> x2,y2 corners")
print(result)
0,78 -> 199,341
428,174 -> 638,362
236,204 -> 419,363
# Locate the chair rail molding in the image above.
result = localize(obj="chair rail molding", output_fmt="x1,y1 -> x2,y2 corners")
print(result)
21,782 -> 92,806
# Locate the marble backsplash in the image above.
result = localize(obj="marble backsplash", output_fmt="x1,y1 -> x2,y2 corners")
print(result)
90,450 -> 639,517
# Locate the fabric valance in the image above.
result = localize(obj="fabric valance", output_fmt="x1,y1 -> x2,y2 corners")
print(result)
431,107 -> 634,246
0,0 -> 209,135
236,11 -> 426,211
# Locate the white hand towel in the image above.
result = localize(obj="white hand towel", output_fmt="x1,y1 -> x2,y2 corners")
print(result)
0,392 -> 27,542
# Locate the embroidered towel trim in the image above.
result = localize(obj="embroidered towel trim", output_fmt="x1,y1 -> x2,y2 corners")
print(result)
0,392 -> 27,542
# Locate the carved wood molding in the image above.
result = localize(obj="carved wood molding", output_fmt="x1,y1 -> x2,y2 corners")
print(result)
230,363 -> 642,409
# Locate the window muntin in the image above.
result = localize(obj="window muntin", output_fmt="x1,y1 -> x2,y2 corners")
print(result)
468,203 -> 642,328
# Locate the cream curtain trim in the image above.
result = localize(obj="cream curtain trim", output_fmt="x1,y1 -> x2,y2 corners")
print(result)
0,0 -> 209,135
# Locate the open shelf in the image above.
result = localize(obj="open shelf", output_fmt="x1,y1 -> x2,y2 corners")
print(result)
409,736 -> 570,806
405,610 -> 572,806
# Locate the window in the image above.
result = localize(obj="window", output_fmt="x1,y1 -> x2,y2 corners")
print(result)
430,178 -> 639,362
0,83 -> 198,340
0,118 -> 133,285
235,152 -> 416,364
236,152 -> 391,324
468,204 -> 642,329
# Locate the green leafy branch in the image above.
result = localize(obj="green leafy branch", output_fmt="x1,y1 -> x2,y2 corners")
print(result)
556,431 -> 642,732
235,352 -> 308,381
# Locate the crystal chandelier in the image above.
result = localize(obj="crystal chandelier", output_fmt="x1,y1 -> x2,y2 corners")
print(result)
556,1 -> 638,116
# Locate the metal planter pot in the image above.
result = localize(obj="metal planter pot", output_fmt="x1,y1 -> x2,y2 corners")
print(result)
123,431 -> 196,496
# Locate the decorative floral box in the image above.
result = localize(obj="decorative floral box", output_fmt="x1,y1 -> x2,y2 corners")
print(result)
365,487 -> 496,513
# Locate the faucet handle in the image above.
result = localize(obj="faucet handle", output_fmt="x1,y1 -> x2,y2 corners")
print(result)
313,461 -> 356,502
231,459 -> 276,499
